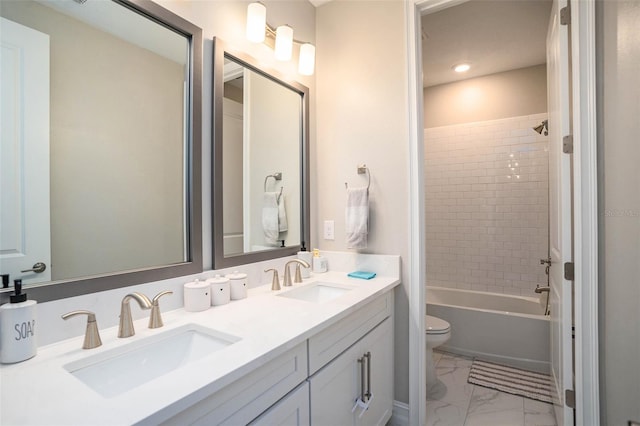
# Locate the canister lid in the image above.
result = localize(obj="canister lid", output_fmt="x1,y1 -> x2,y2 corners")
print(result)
184,279 -> 209,289
206,274 -> 229,284
225,270 -> 247,280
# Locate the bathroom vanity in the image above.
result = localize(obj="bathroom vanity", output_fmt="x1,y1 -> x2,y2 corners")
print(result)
0,270 -> 399,425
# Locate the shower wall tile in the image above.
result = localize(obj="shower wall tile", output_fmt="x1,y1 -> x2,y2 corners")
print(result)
425,113 -> 549,296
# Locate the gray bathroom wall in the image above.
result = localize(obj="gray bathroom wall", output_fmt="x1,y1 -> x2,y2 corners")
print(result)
424,64 -> 547,128
315,0 -> 410,405
598,1 -> 640,425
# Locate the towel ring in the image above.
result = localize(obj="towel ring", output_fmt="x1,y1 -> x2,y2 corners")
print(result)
264,172 -> 282,192
344,164 -> 370,191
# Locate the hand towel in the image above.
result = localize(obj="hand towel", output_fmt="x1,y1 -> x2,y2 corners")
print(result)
345,187 -> 369,249
277,193 -> 288,232
262,192 -> 279,244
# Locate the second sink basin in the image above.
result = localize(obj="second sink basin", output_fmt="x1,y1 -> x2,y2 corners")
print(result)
64,324 -> 240,398
277,282 -> 354,303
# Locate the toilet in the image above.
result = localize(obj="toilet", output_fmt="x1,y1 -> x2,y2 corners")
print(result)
425,315 -> 451,392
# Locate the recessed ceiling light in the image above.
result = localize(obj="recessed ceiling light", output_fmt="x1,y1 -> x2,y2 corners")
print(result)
453,63 -> 471,73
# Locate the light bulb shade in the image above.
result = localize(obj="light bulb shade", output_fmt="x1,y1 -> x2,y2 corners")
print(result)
246,2 -> 266,43
275,25 -> 293,61
298,43 -> 315,75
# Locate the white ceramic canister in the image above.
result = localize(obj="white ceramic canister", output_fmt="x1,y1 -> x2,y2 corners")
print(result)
207,275 -> 230,306
226,271 -> 248,300
183,279 -> 210,312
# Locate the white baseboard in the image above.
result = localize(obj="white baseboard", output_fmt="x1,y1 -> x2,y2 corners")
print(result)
388,400 -> 409,426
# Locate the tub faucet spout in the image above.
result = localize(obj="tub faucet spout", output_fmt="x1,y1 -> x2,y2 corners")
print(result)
535,286 -> 550,294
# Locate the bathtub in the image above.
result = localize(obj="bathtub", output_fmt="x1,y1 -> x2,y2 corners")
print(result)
426,286 -> 550,373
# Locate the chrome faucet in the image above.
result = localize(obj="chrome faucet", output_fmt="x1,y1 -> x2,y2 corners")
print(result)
61,310 -> 102,349
283,259 -> 311,287
148,291 -> 173,329
535,285 -> 551,316
118,292 -> 152,338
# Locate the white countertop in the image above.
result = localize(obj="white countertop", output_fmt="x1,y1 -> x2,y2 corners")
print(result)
0,271 -> 400,425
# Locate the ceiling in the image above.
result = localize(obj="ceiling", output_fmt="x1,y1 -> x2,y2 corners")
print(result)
421,0 -> 552,87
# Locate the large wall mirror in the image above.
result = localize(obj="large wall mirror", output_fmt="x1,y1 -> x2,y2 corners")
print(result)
0,0 -> 202,302
212,38 -> 310,269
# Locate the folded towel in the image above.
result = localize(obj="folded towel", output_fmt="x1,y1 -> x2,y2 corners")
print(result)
262,192 -> 280,244
277,193 -> 288,232
345,187 -> 369,249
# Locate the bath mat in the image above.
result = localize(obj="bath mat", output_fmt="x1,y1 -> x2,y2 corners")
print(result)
467,359 -> 553,404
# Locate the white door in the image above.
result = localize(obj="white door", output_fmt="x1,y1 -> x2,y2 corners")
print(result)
222,97 -> 244,256
0,18 -> 51,285
546,1 -> 574,424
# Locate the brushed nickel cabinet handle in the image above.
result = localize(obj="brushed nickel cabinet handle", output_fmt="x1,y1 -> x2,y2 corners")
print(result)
364,351 -> 372,401
358,356 -> 366,403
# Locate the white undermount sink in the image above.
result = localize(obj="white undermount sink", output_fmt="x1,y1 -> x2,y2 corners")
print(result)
277,282 -> 354,303
63,324 -> 240,398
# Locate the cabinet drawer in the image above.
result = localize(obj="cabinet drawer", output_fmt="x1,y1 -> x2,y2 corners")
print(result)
161,342 -> 307,426
308,292 -> 392,374
249,382 -> 310,426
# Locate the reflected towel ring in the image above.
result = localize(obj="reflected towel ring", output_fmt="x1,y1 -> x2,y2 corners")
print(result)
264,172 -> 282,192
344,164 -> 370,191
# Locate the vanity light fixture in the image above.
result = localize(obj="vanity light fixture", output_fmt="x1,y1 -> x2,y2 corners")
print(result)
453,63 -> 471,73
245,2 -> 316,75
275,25 -> 293,61
246,2 -> 267,43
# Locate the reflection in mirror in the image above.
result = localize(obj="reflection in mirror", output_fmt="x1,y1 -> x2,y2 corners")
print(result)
213,38 -> 309,269
0,0 -> 202,302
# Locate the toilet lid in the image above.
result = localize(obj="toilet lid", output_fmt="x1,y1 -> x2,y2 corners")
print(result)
426,315 -> 450,335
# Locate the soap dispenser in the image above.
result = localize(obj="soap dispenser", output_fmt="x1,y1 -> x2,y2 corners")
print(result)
0,279 -> 38,364
297,243 -> 312,278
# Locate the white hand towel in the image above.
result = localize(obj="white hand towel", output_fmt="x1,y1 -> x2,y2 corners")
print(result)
262,192 -> 279,244
277,193 -> 288,232
345,187 -> 369,249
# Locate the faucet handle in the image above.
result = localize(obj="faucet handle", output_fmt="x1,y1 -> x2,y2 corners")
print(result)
61,310 -> 102,349
265,268 -> 281,291
149,291 -> 173,329
294,264 -> 303,284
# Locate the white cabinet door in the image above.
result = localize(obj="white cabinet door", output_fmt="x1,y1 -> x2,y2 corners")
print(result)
357,319 -> 393,426
249,382 -> 309,426
309,318 -> 393,426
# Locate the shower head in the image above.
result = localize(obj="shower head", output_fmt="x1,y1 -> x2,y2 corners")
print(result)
532,120 -> 548,136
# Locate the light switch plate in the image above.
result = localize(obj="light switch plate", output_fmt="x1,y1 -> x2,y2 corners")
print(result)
323,220 -> 335,240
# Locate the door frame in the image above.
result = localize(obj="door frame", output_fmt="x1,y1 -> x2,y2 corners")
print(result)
404,1 -> 599,424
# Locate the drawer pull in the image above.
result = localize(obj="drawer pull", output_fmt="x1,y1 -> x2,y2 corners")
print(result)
358,356 -> 366,403
364,351 -> 372,402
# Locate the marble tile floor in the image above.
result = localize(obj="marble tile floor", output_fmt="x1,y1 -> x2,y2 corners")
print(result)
427,351 -> 557,426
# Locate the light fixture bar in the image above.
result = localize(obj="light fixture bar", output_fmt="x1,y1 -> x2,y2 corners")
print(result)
246,2 -> 315,75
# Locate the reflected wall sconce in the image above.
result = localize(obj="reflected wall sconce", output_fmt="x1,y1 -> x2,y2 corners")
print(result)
245,2 -> 315,76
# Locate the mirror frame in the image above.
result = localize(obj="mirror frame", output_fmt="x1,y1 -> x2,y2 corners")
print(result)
212,37 -> 310,269
0,0 -> 203,304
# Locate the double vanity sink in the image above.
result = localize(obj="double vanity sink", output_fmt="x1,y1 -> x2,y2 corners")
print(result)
64,282 -> 353,399
1,272 -> 399,425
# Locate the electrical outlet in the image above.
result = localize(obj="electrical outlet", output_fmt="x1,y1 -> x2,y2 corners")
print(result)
323,220 -> 335,240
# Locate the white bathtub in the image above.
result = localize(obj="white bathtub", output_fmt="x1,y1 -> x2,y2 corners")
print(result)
426,286 -> 550,373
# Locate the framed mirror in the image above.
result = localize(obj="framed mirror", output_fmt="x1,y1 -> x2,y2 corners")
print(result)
0,0 -> 202,302
212,38 -> 310,269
